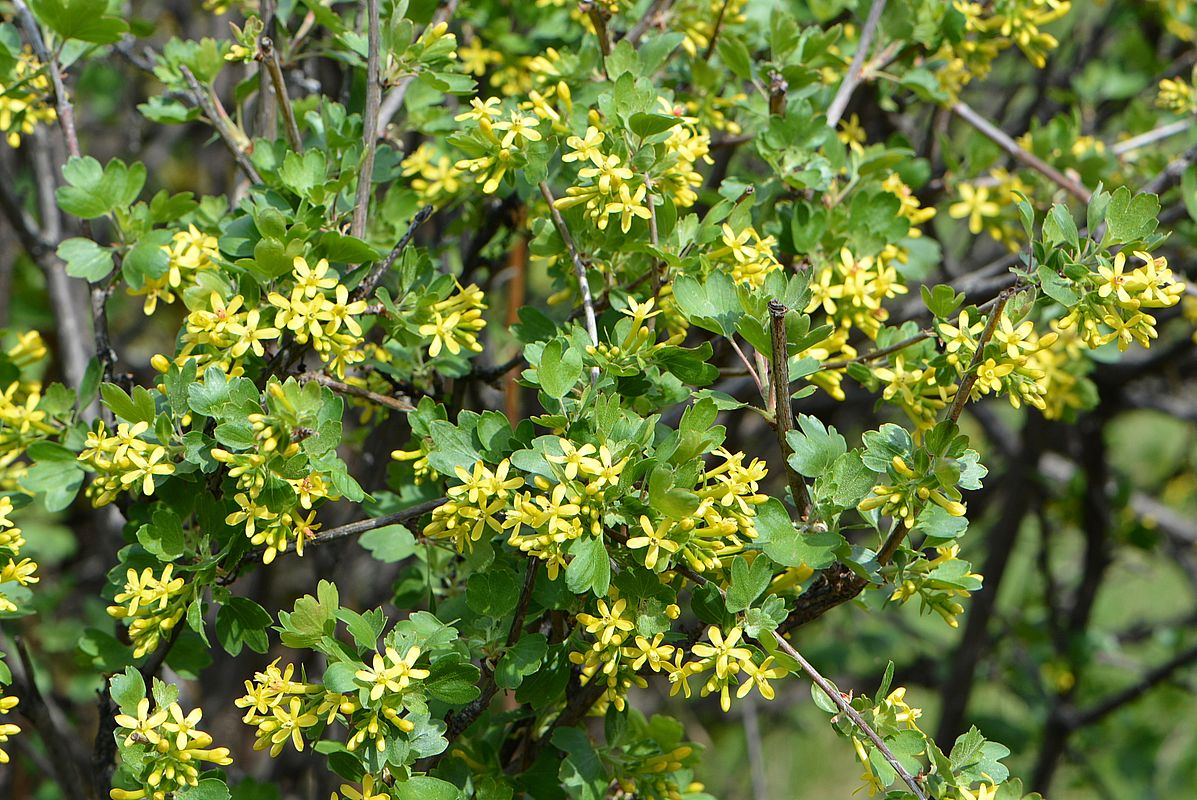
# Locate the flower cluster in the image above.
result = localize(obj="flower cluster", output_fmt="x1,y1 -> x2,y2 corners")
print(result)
266,257 -> 370,378
106,565 -> 190,658
78,421 -> 176,507
934,1 -> 1070,96
0,332 -> 55,489
664,626 -> 787,713
128,225 -> 221,315
416,281 -> 488,359
213,381 -> 341,563
708,223 -> 783,288
237,651 -> 429,759
889,544 -> 985,627
0,48 -> 57,148
806,246 -> 909,339
1058,250 -> 1186,351
110,698 -> 232,800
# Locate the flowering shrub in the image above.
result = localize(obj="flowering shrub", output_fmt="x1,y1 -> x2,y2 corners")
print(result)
0,1 -> 1195,800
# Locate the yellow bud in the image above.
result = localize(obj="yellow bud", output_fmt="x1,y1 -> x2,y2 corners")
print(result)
150,354 -> 170,372
891,455 -> 916,478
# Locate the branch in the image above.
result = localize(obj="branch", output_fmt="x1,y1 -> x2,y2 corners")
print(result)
298,371 -> 415,412
580,1 -> 611,75
538,182 -> 600,382
258,36 -> 302,152
307,498 -> 446,547
1112,119 -> 1191,156
826,0 -> 888,128
352,0 -> 382,239
13,0 -> 80,158
179,65 -> 263,184
3,634 -> 93,800
814,329 -> 933,372
1065,645 -> 1197,731
945,287 -> 1013,423
768,631 -> 929,800
624,0 -> 674,46
703,0 -> 733,61
768,300 -> 813,521
442,561 -> 538,743
351,204 -> 434,301
951,101 -> 1092,203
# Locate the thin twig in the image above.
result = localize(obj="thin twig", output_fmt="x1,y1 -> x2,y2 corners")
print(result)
1065,644 -> 1197,730
768,300 -> 813,521
1112,119 -> 1191,156
580,1 -> 611,74
945,287 -> 1013,422
308,498 -> 446,547
375,0 -> 459,137
814,329 -> 934,373
13,0 -> 80,157
179,65 -> 263,184
826,0 -> 888,128
538,181 -> 600,383
728,337 -> 764,396
624,0 -> 674,45
768,631 -> 929,800
258,36 -> 302,152
703,0 -> 733,61
351,204 -> 434,301
298,371 -> 415,412
952,101 -> 1092,203
352,0 -> 382,239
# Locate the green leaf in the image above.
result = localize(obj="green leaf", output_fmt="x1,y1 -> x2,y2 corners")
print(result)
756,498 -> 842,568
716,32 -> 753,80
495,633 -> 547,690
424,656 -> 482,704
136,507 -> 185,560
786,414 -> 846,477
358,525 -> 417,562
31,0 -> 129,44
57,156 -> 145,218
1037,264 -> 1079,307
392,776 -> 462,800
1101,185 -> 1159,245
466,568 -> 521,618
672,272 -> 741,336
538,339 -> 582,399
628,112 -> 682,138
57,238 -> 113,281
216,597 -> 272,656
920,284 -> 965,319
176,779 -> 232,800
725,555 -> 775,612
109,666 -> 145,714
565,535 -> 611,597
323,661 -> 361,693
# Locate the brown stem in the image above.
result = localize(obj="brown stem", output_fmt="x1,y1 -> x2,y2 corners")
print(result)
298,371 -> 415,412
538,182 -> 600,382
258,36 -> 302,152
703,0 -> 732,61
768,300 -> 813,521
826,0 -> 888,128
946,288 -> 1013,423
952,101 -> 1092,203
768,631 -> 929,800
351,204 -> 434,301
352,0 -> 382,239
179,65 -> 263,184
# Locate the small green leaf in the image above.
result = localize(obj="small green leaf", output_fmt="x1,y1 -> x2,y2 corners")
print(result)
566,535 -> 611,597
725,555 -> 775,613
57,238 -> 113,281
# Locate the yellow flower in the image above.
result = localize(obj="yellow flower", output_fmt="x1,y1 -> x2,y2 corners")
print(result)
949,183 -> 1001,234
627,515 -> 681,570
563,126 -> 606,165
